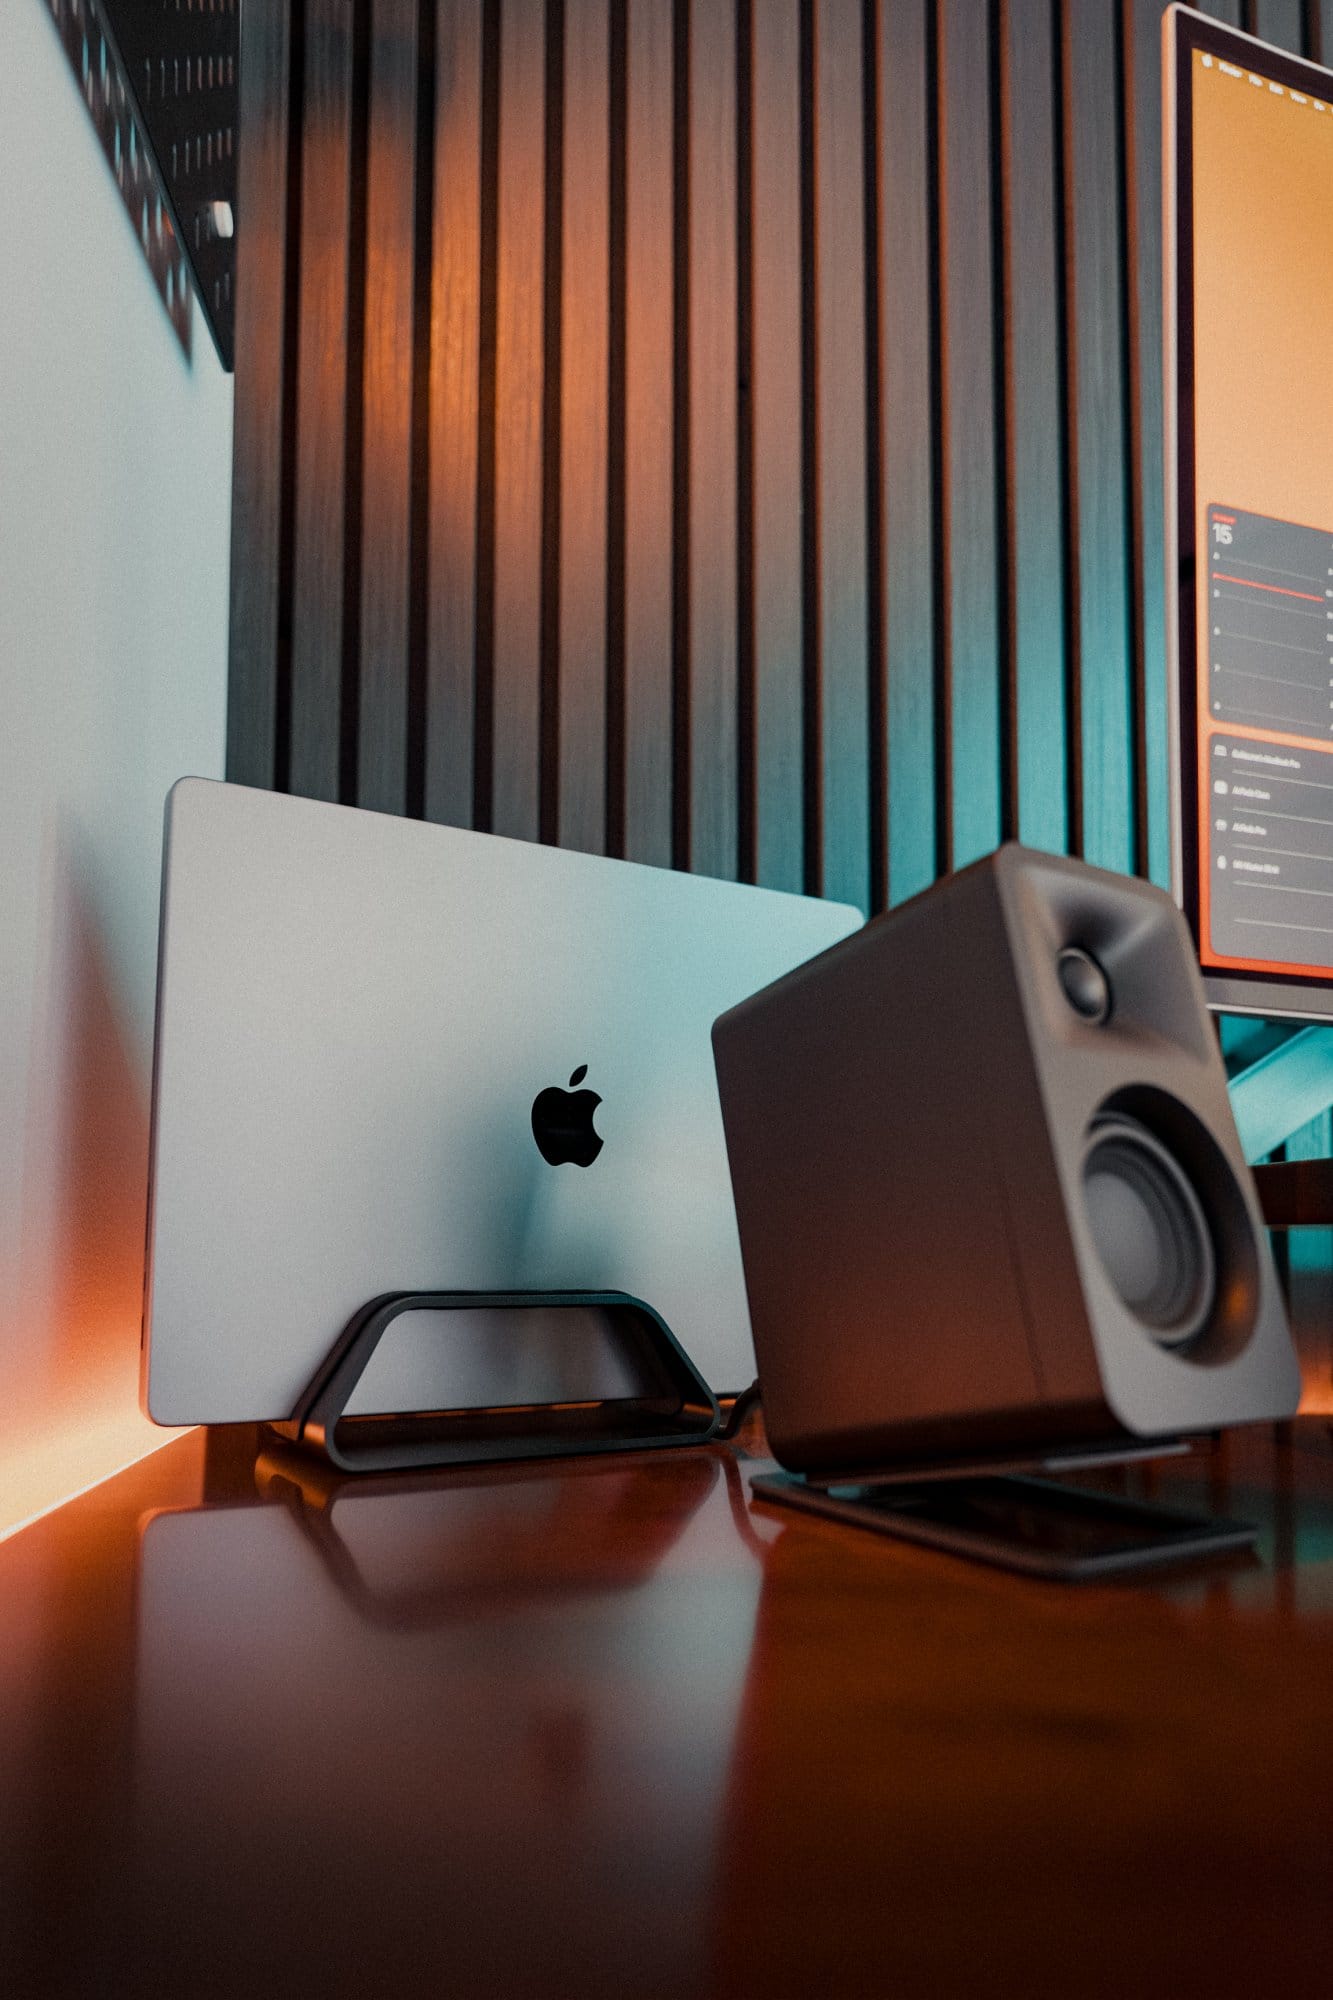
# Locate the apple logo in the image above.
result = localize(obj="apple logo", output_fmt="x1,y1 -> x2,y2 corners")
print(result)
531,1064 -> 603,1167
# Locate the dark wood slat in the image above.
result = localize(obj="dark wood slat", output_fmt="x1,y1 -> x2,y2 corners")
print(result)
557,0 -> 611,857
937,0 -> 1002,873
288,0 -> 356,805
489,0 -> 546,843
357,0 -> 420,815
1060,0 -> 1134,877
1308,3 -> 1333,61
424,0 -> 484,829
687,0 -> 739,882
1282,1109 -> 1333,1391
1123,0 -> 1167,886
1252,0 -> 1305,49
1000,0 -> 1067,862
622,0 -> 675,869
1252,1155 -> 1333,1224
748,0 -> 804,895
812,0 -> 870,911
875,0 -> 937,907
227,0 -> 292,790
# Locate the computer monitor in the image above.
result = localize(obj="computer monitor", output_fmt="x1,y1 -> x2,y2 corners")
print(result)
1165,6 -> 1333,1021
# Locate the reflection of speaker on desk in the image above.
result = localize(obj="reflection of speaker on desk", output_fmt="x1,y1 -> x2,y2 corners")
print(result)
713,845 -> 1301,1486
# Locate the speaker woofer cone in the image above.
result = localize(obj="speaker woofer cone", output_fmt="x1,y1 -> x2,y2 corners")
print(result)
1081,1114 -> 1216,1349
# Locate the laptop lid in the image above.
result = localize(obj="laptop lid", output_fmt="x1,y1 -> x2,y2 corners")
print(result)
143,780 -> 861,1423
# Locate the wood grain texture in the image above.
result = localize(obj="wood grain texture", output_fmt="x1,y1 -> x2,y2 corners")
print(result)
875,0 -> 937,907
1308,2 -> 1333,61
686,0 -> 739,883
716,1426 -> 1333,1997
1283,1111 -> 1333,1398
937,0 -> 1002,873
746,0 -> 804,896
4,1424 -> 1333,1994
232,0 -> 1200,892
488,0 -> 546,842
424,0 -> 484,829
289,0 -> 357,805
1001,0 -> 1068,861
622,0 -> 675,869
1060,0 -> 1134,876
557,0 -> 611,856
811,0 -> 870,912
227,0 -> 292,790
357,0 -> 420,816
233,0 -> 1333,891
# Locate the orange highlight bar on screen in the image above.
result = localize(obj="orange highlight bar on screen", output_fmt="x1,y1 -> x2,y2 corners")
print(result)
1211,573 -> 1325,602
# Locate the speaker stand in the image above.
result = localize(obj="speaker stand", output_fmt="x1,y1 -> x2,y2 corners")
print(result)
798,1437 -> 1190,1489
751,1444 -> 1258,1582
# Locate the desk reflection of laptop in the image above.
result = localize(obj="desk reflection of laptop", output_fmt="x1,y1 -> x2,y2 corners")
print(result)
128,1454 -> 763,1999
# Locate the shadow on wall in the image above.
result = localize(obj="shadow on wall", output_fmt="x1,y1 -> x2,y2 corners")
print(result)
3,831 -> 178,1535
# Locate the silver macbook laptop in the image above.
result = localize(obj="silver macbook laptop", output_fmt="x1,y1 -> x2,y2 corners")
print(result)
143,779 -> 861,1424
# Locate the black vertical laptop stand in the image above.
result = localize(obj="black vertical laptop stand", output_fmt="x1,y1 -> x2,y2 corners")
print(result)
269,1289 -> 720,1474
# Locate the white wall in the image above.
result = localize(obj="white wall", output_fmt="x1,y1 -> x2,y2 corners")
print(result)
0,3 -> 233,1532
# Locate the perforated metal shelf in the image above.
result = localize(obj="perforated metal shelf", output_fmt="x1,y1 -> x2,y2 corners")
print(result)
43,0 -> 238,369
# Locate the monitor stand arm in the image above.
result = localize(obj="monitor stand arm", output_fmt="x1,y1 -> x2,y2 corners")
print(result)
1228,1025 -> 1333,1225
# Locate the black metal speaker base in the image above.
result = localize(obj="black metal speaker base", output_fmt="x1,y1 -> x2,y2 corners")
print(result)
270,1290 -> 720,1474
751,1464 -> 1258,1582
797,1437 -> 1191,1491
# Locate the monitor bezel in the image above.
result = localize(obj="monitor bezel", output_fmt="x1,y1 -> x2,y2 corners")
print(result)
1165,4 -> 1333,1021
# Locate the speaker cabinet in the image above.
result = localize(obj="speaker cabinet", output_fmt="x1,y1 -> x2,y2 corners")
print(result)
712,845 -> 1300,1477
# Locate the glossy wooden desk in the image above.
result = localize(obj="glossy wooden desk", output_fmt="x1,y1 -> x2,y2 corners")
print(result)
1,1420 -> 1331,1999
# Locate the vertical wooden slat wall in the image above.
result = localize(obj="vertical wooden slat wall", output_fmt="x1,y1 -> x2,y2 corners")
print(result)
745,0 -> 805,896
557,0 -> 611,855
228,0 -> 1320,896
228,0 -> 1333,1386
425,0 -> 483,828
225,0 -> 290,790
686,0 -> 738,881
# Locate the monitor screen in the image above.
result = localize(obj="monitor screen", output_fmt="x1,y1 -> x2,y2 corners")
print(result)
1167,7 -> 1333,1019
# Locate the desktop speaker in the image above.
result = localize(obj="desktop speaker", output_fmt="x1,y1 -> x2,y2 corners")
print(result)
712,844 -> 1301,1477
